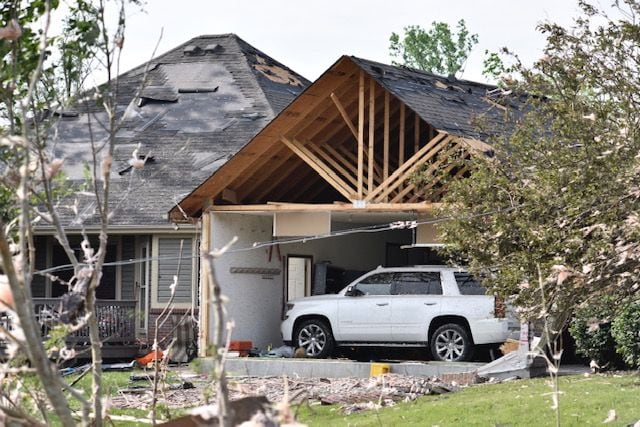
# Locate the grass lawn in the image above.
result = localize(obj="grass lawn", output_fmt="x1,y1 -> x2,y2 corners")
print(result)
48,370 -> 640,425
295,373 -> 640,426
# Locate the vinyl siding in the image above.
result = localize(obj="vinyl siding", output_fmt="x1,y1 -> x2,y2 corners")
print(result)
121,236 -> 136,300
157,237 -> 193,303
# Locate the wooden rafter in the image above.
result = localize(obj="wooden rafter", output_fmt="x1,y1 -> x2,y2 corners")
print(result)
337,145 -> 383,186
408,153 -> 470,203
399,103 -> 406,165
330,93 -> 358,139
308,142 -> 358,189
365,133 -> 452,202
251,156 -> 302,201
390,141 -> 460,203
279,165 -> 324,201
281,137 -> 354,200
431,165 -> 469,199
368,78 -> 376,194
207,202 -> 441,213
357,71 -> 365,199
383,91 -> 390,187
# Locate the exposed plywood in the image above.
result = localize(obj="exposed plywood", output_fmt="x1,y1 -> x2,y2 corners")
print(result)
273,211 -> 331,237
416,213 -> 441,245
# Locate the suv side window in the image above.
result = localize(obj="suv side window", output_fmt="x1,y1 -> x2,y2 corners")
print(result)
355,273 -> 393,295
455,272 -> 486,295
393,272 -> 442,295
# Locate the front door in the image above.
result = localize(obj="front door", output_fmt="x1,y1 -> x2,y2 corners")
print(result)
286,256 -> 312,301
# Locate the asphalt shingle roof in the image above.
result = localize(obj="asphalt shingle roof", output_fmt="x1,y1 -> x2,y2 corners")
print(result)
350,56 -> 524,141
50,34 -> 309,227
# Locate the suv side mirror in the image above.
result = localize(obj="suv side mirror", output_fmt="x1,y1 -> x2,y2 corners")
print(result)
345,285 -> 363,297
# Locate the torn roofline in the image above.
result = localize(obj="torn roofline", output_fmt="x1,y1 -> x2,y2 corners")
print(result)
169,54 -> 515,222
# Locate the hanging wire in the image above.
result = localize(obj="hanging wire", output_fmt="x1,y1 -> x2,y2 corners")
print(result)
34,204 -> 520,276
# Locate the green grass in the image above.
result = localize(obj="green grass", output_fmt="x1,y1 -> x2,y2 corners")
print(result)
295,373 -> 640,426
24,370 -> 640,426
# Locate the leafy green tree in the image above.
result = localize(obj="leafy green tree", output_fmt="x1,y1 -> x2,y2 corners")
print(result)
431,1 -> 640,331
389,19 -> 478,75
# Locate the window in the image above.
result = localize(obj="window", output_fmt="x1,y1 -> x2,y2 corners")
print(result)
455,272 -> 486,295
355,273 -> 393,295
393,272 -> 442,295
154,237 -> 194,307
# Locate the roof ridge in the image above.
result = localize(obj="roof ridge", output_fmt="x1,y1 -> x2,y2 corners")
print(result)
349,55 -> 497,90
118,34 -> 241,79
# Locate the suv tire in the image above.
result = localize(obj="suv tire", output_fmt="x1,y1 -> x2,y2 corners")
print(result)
430,323 -> 473,362
295,318 -> 335,358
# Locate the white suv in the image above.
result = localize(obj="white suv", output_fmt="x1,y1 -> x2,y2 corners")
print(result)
281,266 -> 510,362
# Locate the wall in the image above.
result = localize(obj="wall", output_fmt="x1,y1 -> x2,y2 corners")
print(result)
211,213 -> 284,349
209,212 -> 412,349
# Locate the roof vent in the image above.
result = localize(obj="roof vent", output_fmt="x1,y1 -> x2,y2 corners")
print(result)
204,43 -> 221,53
183,45 -> 202,56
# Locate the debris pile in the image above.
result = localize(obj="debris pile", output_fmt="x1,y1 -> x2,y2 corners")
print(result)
109,373 -> 459,414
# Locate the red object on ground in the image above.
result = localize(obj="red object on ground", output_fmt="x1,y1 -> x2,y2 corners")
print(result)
136,349 -> 164,365
229,341 -> 252,357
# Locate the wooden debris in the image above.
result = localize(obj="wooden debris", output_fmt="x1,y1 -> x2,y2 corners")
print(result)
110,373 -> 459,415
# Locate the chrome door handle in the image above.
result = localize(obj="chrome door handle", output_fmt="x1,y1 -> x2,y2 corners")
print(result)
424,302 -> 437,306
376,302 -> 389,306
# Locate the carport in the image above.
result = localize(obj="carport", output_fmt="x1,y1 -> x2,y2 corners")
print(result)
170,55 -> 516,355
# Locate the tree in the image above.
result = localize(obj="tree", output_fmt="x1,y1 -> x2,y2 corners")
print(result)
0,1 -> 145,425
431,1 -> 640,333
389,19 -> 478,76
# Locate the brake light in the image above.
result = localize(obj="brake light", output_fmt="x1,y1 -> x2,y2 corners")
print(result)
494,296 -> 506,318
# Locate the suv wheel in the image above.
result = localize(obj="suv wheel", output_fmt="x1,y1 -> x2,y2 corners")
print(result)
430,323 -> 473,362
295,319 -> 335,358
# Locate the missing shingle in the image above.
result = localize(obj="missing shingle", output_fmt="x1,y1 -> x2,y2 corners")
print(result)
177,86 -> 219,93
183,45 -> 203,56
118,155 -> 155,175
204,43 -> 221,53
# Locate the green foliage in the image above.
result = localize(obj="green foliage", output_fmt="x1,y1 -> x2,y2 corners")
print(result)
612,300 -> 640,368
389,19 -> 478,75
430,2 -> 640,325
569,299 -> 619,366
296,374 -> 640,426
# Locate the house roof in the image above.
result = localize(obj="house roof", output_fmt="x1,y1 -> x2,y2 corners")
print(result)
48,34 -> 309,228
171,55 -> 523,220
349,57 -> 521,141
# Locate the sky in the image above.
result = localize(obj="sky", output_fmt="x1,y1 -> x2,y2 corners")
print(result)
116,0 -> 604,82
55,0 -> 613,84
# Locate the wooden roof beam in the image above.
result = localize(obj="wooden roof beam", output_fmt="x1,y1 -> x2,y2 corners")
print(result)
365,132 -> 451,202
207,202 -> 441,213
281,137 -> 355,200
330,92 -> 358,139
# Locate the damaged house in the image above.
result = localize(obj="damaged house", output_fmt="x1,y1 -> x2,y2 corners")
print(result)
171,55 -> 521,354
32,34 -> 308,357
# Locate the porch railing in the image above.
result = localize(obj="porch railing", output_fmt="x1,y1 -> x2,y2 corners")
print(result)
33,298 -> 137,345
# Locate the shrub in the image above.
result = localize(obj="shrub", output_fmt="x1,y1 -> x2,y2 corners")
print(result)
569,299 -> 619,368
611,299 -> 640,368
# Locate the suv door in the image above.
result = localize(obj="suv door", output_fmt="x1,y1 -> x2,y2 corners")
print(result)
337,272 -> 393,341
391,271 -> 443,341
